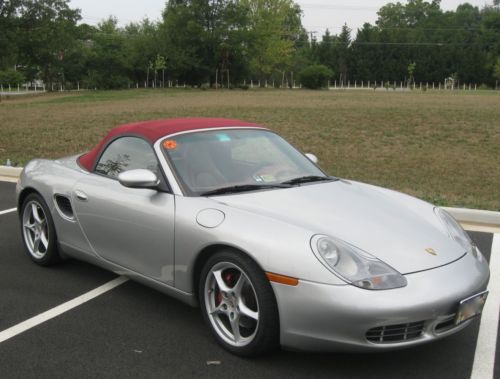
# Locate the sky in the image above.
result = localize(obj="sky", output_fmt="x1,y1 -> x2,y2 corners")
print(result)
69,0 -> 492,35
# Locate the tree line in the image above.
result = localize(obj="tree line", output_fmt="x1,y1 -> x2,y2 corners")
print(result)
1,0 -> 499,90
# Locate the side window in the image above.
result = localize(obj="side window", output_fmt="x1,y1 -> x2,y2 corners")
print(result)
95,137 -> 159,179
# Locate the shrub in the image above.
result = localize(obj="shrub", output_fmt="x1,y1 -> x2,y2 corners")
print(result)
0,69 -> 25,86
299,65 -> 333,89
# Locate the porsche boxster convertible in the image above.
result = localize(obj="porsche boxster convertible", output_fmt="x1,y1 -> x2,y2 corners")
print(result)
16,118 -> 489,356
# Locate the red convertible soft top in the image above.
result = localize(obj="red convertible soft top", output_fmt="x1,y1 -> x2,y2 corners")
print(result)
78,118 -> 260,171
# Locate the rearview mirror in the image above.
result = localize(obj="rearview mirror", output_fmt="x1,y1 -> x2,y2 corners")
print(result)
305,153 -> 319,164
118,169 -> 159,189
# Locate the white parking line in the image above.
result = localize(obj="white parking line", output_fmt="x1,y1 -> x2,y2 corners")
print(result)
0,276 -> 128,344
0,208 -> 16,216
471,233 -> 500,379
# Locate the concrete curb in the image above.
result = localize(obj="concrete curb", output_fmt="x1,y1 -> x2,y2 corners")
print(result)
444,207 -> 500,234
0,166 -> 23,175
0,165 -> 499,230
0,166 -> 23,183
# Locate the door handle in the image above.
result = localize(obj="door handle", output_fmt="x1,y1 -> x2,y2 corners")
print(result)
74,190 -> 88,202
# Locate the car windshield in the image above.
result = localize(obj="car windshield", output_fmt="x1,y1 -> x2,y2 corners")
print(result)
161,129 -> 328,195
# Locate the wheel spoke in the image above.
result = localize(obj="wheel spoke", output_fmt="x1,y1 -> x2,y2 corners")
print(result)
209,302 -> 225,316
24,221 -> 36,232
232,274 -> 246,296
31,204 -> 42,224
212,270 -> 231,293
230,317 -> 241,342
238,300 -> 259,321
33,236 -> 41,252
40,232 -> 49,250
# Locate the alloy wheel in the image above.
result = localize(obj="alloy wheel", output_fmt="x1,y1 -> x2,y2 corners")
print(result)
204,261 -> 260,347
22,200 -> 49,259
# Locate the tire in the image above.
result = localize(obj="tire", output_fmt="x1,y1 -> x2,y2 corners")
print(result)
199,250 -> 280,356
20,193 -> 61,266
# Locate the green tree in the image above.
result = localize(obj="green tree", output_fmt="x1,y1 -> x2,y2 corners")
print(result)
124,19 -> 160,87
0,0 -> 23,69
85,18 -> 130,89
241,0 -> 303,84
160,0 -> 250,86
408,62 -> 417,86
16,0 -> 81,87
154,54 -> 167,87
494,57 -> 500,81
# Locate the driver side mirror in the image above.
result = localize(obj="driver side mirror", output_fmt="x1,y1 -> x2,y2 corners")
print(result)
118,169 -> 160,189
305,153 -> 319,164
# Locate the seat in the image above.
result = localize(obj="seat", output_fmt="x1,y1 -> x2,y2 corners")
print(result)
185,143 -> 227,190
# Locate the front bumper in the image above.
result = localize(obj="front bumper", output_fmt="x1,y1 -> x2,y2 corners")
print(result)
273,252 -> 489,352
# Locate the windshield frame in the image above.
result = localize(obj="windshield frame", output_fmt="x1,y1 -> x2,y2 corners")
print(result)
156,127 -> 328,197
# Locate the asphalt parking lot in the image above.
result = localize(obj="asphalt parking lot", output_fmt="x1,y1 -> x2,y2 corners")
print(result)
0,180 -> 498,378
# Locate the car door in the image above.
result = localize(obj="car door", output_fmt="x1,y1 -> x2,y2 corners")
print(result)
73,136 -> 175,285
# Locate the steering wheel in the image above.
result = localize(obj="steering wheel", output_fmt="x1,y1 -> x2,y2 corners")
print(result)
252,163 -> 300,182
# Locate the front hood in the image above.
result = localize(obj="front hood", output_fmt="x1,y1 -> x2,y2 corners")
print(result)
214,180 -> 465,274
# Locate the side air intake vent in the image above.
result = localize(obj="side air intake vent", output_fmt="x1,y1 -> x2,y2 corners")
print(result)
55,195 -> 74,220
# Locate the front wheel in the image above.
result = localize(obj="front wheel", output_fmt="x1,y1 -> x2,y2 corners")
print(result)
20,193 -> 61,266
199,251 -> 280,356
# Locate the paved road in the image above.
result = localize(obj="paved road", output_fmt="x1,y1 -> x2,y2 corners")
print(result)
0,181 -> 497,378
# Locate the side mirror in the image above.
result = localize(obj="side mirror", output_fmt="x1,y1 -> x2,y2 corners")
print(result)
118,169 -> 159,189
305,153 -> 319,164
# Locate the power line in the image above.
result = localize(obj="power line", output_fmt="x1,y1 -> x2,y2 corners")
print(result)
308,25 -> 500,32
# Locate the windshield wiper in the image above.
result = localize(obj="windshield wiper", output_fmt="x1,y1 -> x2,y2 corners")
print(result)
200,184 -> 291,196
280,175 -> 336,186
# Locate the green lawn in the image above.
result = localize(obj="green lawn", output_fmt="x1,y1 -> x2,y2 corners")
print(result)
1,88 -> 499,210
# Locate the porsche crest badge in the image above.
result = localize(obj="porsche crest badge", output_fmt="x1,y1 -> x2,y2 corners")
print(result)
425,248 -> 437,256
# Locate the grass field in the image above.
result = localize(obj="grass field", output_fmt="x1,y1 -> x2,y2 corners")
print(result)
0,89 -> 499,210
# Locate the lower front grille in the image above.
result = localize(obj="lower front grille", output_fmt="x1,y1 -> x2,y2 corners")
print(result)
366,321 -> 425,343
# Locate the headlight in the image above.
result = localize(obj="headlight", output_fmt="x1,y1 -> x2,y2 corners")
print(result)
434,207 -> 484,262
310,235 -> 407,290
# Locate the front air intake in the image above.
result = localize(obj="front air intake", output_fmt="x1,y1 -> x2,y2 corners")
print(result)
366,321 -> 425,343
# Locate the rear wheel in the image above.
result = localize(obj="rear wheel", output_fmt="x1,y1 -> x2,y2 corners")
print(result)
199,250 -> 279,356
21,193 -> 60,266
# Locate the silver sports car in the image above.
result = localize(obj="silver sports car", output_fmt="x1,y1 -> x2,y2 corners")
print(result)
16,118 -> 490,356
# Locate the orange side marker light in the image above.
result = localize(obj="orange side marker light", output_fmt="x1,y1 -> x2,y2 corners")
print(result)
163,140 -> 177,150
266,272 -> 299,286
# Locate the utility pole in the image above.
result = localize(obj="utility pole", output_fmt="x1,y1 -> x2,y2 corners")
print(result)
309,31 -> 317,46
